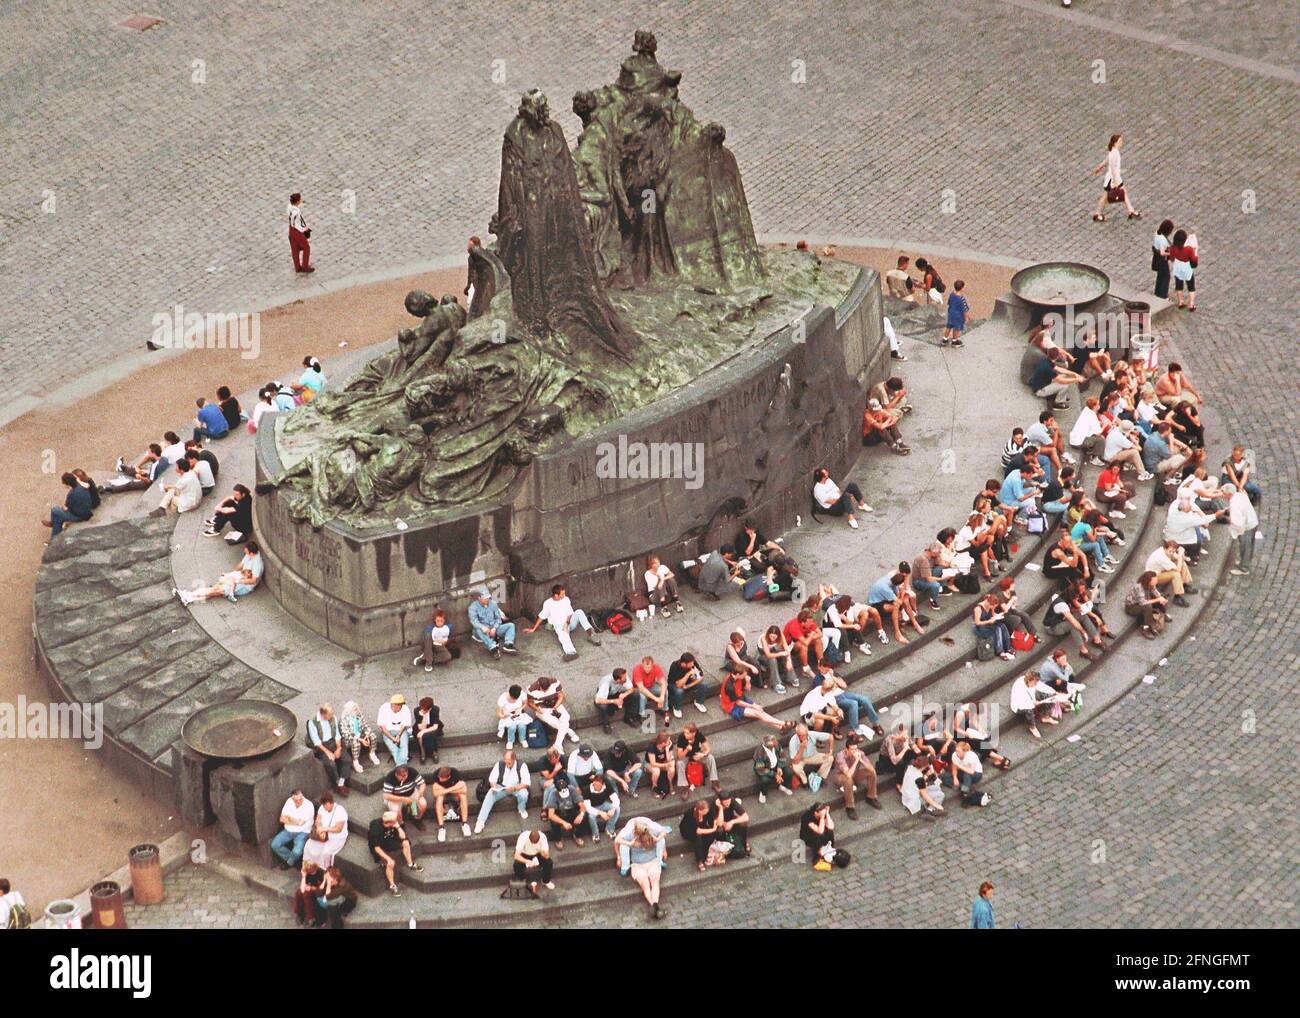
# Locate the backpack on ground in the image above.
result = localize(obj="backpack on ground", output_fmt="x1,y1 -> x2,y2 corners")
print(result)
741,574 -> 769,601
823,640 -> 844,666
1154,484 -> 1170,507
956,571 -> 981,595
605,610 -> 634,634
525,719 -> 548,749
976,636 -> 997,662
833,849 -> 851,868
963,790 -> 992,807
7,900 -> 32,929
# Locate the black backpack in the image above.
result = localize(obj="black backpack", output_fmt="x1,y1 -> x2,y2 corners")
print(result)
833,849 -> 851,868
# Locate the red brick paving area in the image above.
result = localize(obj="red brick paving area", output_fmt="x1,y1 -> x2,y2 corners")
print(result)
5,0 -> 1296,926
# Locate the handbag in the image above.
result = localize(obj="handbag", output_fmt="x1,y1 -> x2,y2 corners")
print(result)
976,636 -> 996,662
1106,184 -> 1126,204
1010,629 -> 1036,652
686,761 -> 705,787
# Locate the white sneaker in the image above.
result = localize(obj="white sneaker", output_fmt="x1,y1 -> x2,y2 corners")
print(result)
1109,510 -> 1126,519
779,785 -> 793,796
352,759 -> 363,773
518,808 -> 528,819
862,504 -> 875,513
848,517 -> 859,529
1137,472 -> 1154,481
462,823 -> 471,837
474,822 -> 484,835
672,707 -> 683,719
693,701 -> 707,714
877,631 -> 888,644
437,827 -> 446,842
758,790 -> 767,804
1124,502 -> 1137,510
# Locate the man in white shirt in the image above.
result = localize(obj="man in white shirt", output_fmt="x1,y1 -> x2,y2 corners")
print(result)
1223,483 -> 1259,576
1145,540 -> 1195,605
812,467 -> 870,529
1009,671 -> 1065,739
946,741 -> 984,798
643,555 -> 683,616
153,459 -> 203,515
527,676 -> 577,748
185,451 -> 216,494
513,830 -> 554,893
799,676 -> 845,733
270,789 -> 316,867
287,192 -> 314,273
377,693 -> 413,765
1069,396 -> 1105,463
566,743 -> 604,793
475,750 -> 531,833
524,584 -> 601,661
1102,420 -> 1151,479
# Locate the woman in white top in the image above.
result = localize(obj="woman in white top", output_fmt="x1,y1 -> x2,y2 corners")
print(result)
1092,133 -> 1140,222
302,792 -> 348,868
643,555 -> 682,615
900,761 -> 945,816
249,387 -> 276,434
496,684 -> 531,748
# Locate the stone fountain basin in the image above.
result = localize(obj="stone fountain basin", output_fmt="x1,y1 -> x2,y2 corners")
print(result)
1010,261 -> 1110,307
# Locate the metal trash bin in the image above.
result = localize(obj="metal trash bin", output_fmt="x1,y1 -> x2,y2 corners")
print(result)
90,880 -> 127,929
44,899 -> 83,929
1130,332 -> 1159,371
128,843 -> 165,905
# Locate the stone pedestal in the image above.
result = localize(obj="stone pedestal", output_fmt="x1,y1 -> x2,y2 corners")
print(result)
207,743 -> 328,847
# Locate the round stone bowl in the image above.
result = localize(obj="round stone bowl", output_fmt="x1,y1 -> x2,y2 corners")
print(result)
1010,261 -> 1110,308
181,700 -> 297,760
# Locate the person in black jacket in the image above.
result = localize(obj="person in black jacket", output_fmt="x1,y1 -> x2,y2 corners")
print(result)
680,799 -> 719,871
44,472 -> 93,536
203,484 -> 253,539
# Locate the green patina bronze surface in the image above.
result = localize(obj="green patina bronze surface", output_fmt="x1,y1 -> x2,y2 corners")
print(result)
262,32 -> 855,528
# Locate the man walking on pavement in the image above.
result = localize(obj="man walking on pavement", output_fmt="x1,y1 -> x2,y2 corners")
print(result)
288,192 -> 314,273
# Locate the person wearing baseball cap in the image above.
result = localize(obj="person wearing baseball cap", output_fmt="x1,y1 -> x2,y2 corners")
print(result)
377,693 -> 413,764
862,396 -> 911,456
468,586 -> 517,659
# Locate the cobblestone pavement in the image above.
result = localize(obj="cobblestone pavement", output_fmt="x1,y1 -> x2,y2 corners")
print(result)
123,863 -> 295,930
10,1 -> 1299,927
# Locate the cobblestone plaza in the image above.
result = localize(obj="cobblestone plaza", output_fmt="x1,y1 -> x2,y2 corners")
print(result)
3,1 -> 1297,930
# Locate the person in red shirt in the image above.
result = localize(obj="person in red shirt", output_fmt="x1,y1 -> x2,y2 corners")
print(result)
718,668 -> 792,732
631,656 -> 668,726
1093,464 -> 1135,515
783,610 -> 824,681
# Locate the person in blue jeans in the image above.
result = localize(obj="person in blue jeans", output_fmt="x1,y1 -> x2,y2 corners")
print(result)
972,595 -> 1014,660
270,790 -> 315,868
468,588 -> 517,659
1070,513 -> 1114,573
474,751 -> 530,834
815,664 -> 884,735
45,472 -> 94,536
583,773 -> 621,839
192,397 -> 230,442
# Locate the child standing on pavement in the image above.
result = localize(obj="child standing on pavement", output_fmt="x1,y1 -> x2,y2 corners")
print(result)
943,280 -> 970,348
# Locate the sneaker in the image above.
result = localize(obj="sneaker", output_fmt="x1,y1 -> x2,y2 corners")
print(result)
877,631 -> 888,644
518,808 -> 528,819
1108,510 -> 1126,519
501,643 -> 518,654
412,654 -> 424,668
848,517 -> 859,529
862,504 -> 875,513
1229,568 -> 1249,576
408,861 -> 424,873
562,651 -> 579,662
928,598 -> 941,610
1113,536 -> 1126,546
437,827 -> 446,843
389,883 -> 402,896
774,683 -> 786,694
758,790 -> 767,804
693,701 -> 707,714
1137,471 -> 1154,481
202,528 -> 221,538
474,822 -> 484,835
352,759 -> 363,773
585,631 -> 602,646
660,605 -> 673,617
492,647 -> 503,660
843,651 -> 851,663
1097,564 -> 1115,573
779,785 -> 793,796
1088,456 -> 1106,467
115,456 -> 127,473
